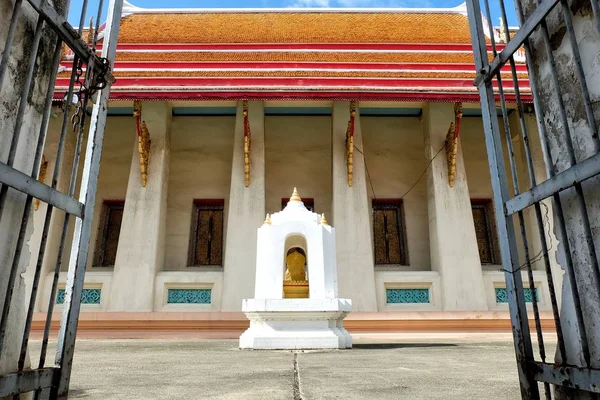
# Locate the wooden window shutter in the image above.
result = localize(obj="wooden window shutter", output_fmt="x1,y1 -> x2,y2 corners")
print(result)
189,199 -> 224,266
372,199 -> 407,265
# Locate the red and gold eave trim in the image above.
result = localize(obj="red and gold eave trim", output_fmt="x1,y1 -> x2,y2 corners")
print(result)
51,90 -> 532,103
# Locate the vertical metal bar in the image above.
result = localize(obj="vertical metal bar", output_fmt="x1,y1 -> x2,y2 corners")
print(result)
92,0 -> 105,53
466,0 -> 538,397
513,0 -> 593,367
16,38 -> 65,373
0,17 -> 45,220
52,1 -> 123,397
0,0 -> 23,94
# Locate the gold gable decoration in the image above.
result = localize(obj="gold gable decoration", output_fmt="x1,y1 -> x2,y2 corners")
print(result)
445,102 -> 463,188
346,101 -> 356,187
133,100 -> 151,187
87,17 -> 95,44
34,155 -> 48,211
243,100 -> 251,187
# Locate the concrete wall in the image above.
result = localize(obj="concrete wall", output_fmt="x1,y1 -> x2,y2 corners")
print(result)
265,116 -> 332,219
165,116 -> 235,271
362,116 -> 430,271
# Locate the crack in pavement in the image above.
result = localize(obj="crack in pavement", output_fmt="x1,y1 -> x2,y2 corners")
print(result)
293,351 -> 304,400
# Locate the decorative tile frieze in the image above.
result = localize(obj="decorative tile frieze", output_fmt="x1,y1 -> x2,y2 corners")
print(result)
495,287 -> 538,303
386,288 -> 430,304
167,288 -> 212,304
56,288 -> 101,305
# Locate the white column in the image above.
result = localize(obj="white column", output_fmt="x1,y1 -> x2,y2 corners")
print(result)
331,101 -> 377,311
221,101 -> 265,311
422,102 -> 488,310
107,101 -> 171,311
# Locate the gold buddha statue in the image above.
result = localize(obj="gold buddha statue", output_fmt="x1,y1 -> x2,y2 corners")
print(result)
283,247 -> 309,298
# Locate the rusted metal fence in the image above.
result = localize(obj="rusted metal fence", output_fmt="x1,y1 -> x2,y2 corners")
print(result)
0,0 -> 123,397
466,0 -> 600,398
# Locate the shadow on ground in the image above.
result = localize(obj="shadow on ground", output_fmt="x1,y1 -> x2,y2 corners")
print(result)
353,343 -> 458,350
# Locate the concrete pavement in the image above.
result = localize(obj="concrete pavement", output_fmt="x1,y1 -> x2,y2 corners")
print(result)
28,336 -> 551,399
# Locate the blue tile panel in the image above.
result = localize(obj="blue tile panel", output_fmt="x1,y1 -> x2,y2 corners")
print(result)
386,288 -> 430,304
495,287 -> 539,303
56,288 -> 101,304
167,289 -> 212,304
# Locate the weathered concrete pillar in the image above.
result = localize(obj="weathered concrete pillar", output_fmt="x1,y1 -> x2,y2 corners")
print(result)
221,101 -> 265,311
522,0 -> 600,380
331,101 -> 377,311
107,102 -> 171,311
0,0 -> 63,386
509,112 -> 563,306
422,102 -> 487,310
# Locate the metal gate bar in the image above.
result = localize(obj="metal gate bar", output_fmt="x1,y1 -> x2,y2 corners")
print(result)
467,0 -> 600,397
0,0 -> 123,397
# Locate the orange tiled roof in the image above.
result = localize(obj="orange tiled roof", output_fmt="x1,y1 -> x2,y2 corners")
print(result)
55,5 -> 530,101
118,12 -> 473,44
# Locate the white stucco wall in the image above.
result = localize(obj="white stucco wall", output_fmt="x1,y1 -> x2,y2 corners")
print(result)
85,117 -> 136,271
361,116 -> 430,271
265,116 -> 332,219
461,117 -> 494,199
165,116 -> 235,271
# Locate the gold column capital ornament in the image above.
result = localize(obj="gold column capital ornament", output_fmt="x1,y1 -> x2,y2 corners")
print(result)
243,100 -> 251,187
133,100 -> 151,187
346,100 -> 356,187
445,102 -> 463,188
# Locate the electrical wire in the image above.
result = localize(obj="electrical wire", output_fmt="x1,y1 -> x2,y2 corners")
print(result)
354,144 -> 445,201
354,141 -> 554,276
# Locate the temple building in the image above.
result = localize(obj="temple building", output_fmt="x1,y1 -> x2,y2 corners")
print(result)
27,1 -> 561,324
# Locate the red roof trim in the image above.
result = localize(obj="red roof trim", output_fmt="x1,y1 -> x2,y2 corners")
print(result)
52,90 -> 532,103
55,76 -> 530,89
92,43 -> 507,52
60,61 -> 528,72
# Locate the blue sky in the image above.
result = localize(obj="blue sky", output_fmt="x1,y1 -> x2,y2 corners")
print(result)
68,0 -> 519,29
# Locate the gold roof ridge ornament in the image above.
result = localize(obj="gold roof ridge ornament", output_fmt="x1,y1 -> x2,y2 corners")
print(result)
243,100 -> 251,187
290,187 -> 302,202
445,102 -> 463,188
87,17 -> 94,44
134,100 -> 151,187
264,213 -> 272,225
346,100 -> 356,187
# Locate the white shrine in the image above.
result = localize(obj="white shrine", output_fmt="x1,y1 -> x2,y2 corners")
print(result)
239,188 -> 352,349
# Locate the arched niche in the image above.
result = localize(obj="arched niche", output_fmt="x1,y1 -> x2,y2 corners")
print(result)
283,234 -> 309,298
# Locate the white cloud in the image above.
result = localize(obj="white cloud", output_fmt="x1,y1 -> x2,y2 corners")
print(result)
289,0 -> 330,7
287,0 -> 436,7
